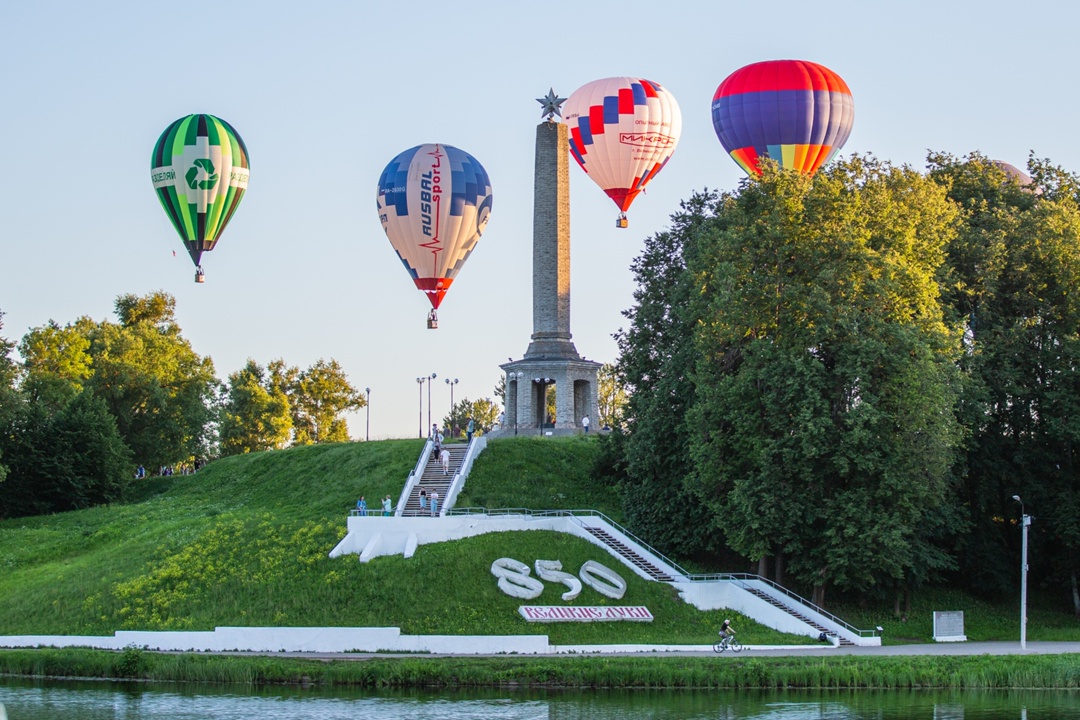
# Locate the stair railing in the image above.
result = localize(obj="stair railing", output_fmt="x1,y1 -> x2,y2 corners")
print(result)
442,437 -> 486,513
395,440 -> 434,517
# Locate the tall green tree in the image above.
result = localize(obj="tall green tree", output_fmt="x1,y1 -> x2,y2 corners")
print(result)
219,360 -> 293,455
597,362 -> 628,430
443,397 -> 500,437
83,292 -> 218,469
688,158 -> 965,606
613,191 -> 724,561
0,310 -> 18,391
931,153 -> 1080,609
0,310 -> 16,486
17,319 -> 93,410
270,358 -> 364,444
0,389 -> 130,519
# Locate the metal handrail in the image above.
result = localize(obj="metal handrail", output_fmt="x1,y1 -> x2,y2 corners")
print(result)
445,505 -> 876,637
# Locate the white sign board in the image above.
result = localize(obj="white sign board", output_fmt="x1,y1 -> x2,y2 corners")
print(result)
933,610 -> 967,642
519,606 -> 654,622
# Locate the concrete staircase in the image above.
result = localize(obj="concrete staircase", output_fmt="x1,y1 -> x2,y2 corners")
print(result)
399,444 -> 469,516
743,586 -> 855,645
583,526 -> 677,582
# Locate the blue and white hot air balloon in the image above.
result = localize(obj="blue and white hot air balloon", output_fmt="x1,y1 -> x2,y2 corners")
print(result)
376,143 -> 493,328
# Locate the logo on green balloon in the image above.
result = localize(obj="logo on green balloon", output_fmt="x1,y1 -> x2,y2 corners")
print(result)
185,158 -> 219,190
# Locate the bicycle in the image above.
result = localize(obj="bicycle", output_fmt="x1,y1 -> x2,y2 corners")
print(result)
713,632 -> 743,653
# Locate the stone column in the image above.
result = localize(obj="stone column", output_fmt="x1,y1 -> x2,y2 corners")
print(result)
527,121 -> 578,360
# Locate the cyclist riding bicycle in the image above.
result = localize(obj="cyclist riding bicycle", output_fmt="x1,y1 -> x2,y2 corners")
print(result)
719,618 -> 735,640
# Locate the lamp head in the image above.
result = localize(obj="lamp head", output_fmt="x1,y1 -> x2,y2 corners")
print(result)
1013,495 -> 1022,503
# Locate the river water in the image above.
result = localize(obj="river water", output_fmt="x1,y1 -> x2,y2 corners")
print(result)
1,679 -> 1079,719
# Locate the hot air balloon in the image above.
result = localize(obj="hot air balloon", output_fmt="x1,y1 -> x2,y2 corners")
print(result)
376,144 -> 492,329
564,77 -> 682,228
150,114 -> 250,283
711,60 -> 854,177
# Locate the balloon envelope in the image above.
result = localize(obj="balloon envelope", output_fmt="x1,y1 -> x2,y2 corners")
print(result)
711,60 -> 853,176
564,77 -> 682,214
151,114 -> 250,270
376,144 -> 492,310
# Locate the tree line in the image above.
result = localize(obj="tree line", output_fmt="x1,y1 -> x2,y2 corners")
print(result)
598,154 -> 1080,615
0,292 -> 365,519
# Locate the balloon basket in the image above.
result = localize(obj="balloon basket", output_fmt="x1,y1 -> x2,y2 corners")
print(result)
427,309 -> 438,330
194,267 -> 205,284
615,214 -> 628,229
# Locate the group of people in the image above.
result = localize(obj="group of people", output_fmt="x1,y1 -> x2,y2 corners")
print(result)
430,424 -> 451,475
355,494 -> 393,517
134,460 -> 202,479
417,487 -> 439,517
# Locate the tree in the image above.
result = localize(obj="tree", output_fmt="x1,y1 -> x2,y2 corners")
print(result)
597,362 -> 628,430
687,158 -> 965,605
930,153 -> 1080,609
0,389 -> 130,518
272,358 -> 364,444
17,319 -> 93,410
0,310 -> 18,391
443,397 -> 500,437
83,292 -> 218,469
612,191 -> 724,561
0,310 -> 16,486
219,360 -> 292,455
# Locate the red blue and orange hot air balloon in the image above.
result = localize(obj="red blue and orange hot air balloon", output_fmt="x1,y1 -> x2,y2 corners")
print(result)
564,77 -> 682,227
711,60 -> 853,177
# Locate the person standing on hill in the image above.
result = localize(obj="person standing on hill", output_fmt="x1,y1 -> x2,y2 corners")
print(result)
466,417 -> 475,442
582,415 -> 590,433
356,496 -> 367,516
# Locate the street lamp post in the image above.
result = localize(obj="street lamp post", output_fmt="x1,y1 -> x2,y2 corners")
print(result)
445,378 -> 458,433
427,372 -> 437,432
415,377 -> 426,438
364,387 -> 370,442
1013,495 -> 1031,651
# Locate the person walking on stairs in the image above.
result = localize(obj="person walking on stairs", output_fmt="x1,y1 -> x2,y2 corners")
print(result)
440,446 -> 451,475
430,490 -> 439,517
419,487 -> 427,514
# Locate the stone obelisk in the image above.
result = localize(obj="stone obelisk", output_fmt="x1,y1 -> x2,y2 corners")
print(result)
500,93 -> 600,435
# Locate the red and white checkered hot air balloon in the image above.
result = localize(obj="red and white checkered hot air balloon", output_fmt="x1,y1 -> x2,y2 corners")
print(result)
563,77 -> 682,228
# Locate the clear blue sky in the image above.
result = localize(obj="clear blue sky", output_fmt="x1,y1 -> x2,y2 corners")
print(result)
2,0 -> 1076,439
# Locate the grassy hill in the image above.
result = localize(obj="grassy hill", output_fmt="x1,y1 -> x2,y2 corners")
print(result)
0,437 -> 1075,646
0,438 -> 798,645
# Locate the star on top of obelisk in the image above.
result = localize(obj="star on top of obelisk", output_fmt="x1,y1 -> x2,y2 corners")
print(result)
536,88 -> 566,122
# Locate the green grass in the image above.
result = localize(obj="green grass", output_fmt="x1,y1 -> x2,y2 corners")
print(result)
2,648 -> 1080,689
1,437 -> 1077,648
455,436 -> 621,520
0,439 -> 799,645
832,586 -> 1080,645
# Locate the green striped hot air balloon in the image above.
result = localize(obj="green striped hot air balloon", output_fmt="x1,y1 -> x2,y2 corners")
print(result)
150,114 -> 250,282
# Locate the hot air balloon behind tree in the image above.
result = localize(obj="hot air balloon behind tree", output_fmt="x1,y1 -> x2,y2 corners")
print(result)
711,60 -> 854,177
376,143 -> 493,329
150,114 -> 250,283
564,77 -> 682,228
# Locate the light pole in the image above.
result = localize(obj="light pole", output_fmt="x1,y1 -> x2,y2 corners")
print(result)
445,378 -> 458,433
364,387 -> 370,442
427,372 -> 437,432
415,377 -> 426,438
1013,495 -> 1031,651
